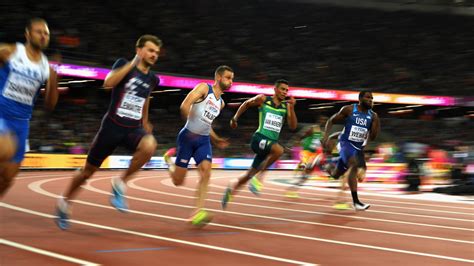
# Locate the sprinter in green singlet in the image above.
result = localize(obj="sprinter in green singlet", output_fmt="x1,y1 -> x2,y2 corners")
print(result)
221,79 -> 297,209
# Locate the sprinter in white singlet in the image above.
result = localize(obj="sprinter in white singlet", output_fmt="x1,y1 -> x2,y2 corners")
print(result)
163,65 -> 233,227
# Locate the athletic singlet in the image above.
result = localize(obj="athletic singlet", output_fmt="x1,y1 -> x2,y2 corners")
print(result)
339,104 -> 373,150
184,84 -> 223,136
255,96 -> 287,141
301,128 -> 323,152
105,58 -> 159,127
0,43 -> 50,120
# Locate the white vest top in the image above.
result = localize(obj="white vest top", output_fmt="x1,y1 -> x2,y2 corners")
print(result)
184,85 -> 223,136
3,43 -> 50,106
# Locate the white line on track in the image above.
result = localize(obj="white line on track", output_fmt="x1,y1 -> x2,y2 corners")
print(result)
211,177 -> 474,216
0,203 -> 316,266
266,173 -> 474,208
207,183 -> 474,218
27,176 -> 474,263
147,177 -> 473,231
18,170 -> 474,209
0,238 -> 100,265
181,179 -> 473,222
16,177 -> 474,264
126,178 -> 474,243
222,171 -> 474,207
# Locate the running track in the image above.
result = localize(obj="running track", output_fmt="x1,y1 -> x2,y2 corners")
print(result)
1,170 -> 473,265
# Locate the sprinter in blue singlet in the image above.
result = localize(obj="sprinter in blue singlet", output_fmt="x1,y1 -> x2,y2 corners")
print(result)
0,18 -> 58,197
322,90 -> 380,211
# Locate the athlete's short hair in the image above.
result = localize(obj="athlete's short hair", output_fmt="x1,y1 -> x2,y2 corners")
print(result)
25,18 -> 47,32
359,90 -> 372,100
275,79 -> 289,87
214,65 -> 234,77
136,35 -> 163,48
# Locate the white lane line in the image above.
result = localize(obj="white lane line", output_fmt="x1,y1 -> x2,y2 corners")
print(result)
142,176 -> 474,224
0,203 -> 315,266
219,171 -> 474,208
16,171 -> 474,216
26,177 -> 474,263
147,170 -> 474,217
19,170 -> 474,210
210,177 -> 474,216
128,178 -> 474,244
87,176 -> 474,243
264,173 -> 474,208
203,182 -> 473,222
142,176 -> 473,232
98,171 -> 474,215
0,238 -> 100,266
206,184 -> 474,217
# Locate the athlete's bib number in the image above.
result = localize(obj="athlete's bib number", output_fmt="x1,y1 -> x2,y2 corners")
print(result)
263,113 -> 283,133
117,94 -> 145,120
3,66 -> 44,106
200,100 -> 220,125
348,125 -> 368,143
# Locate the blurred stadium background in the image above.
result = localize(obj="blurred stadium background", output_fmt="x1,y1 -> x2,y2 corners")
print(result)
1,0 -> 473,194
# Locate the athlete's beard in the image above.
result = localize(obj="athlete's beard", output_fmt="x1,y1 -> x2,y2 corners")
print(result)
219,81 -> 230,90
361,101 -> 373,110
143,58 -> 155,68
29,40 -> 46,51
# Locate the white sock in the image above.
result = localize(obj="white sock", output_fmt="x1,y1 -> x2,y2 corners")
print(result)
57,197 -> 68,212
113,177 -> 127,193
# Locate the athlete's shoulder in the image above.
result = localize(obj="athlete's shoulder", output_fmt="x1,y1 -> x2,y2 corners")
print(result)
193,82 -> 210,91
369,109 -> 378,118
258,94 -> 269,104
190,83 -> 210,99
13,42 -> 23,51
111,58 -> 128,70
340,104 -> 353,113
253,94 -> 267,104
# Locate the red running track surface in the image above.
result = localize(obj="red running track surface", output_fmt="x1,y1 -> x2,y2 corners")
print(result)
1,170 -> 473,266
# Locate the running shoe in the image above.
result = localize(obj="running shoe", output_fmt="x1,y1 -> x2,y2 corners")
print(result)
333,202 -> 351,210
55,203 -> 70,230
354,202 -> 370,211
110,181 -> 128,212
189,209 -> 213,228
163,147 -> 176,172
248,177 -> 263,196
285,190 -> 299,199
221,187 -> 233,209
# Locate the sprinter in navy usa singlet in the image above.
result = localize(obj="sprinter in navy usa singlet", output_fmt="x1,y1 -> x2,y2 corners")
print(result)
322,91 -> 380,211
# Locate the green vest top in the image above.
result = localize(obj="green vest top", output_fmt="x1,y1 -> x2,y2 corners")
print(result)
301,129 -> 323,152
255,96 -> 287,141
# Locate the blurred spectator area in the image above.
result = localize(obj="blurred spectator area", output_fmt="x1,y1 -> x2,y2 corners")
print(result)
1,0 -> 473,96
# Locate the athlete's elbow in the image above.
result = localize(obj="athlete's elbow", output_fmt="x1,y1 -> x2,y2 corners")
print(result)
103,80 -> 116,88
103,75 -> 120,88
179,104 -> 188,119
